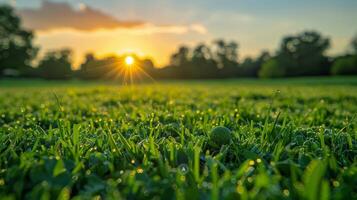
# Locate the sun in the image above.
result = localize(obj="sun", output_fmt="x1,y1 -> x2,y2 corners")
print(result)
111,54 -> 155,85
125,56 -> 134,66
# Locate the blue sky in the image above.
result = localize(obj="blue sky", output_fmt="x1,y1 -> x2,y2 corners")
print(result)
2,0 -> 357,66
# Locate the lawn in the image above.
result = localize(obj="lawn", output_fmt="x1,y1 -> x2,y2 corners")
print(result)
0,78 -> 356,199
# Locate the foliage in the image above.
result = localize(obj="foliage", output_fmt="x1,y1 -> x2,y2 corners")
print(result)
275,31 -> 331,76
0,79 -> 356,199
78,53 -> 156,81
239,51 -> 271,77
0,5 -> 38,76
163,40 -> 239,79
352,34 -> 357,54
37,49 -> 73,79
212,40 -> 239,69
331,56 -> 357,75
170,46 -> 190,68
259,58 -> 285,78
78,53 -> 118,80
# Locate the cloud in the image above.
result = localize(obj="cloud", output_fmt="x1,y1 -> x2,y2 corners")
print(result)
17,1 -> 143,31
17,1 -> 208,36
36,23 -> 208,36
189,24 -> 208,34
122,23 -> 207,35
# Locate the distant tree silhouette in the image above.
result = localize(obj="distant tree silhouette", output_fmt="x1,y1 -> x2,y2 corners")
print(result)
78,53 -> 156,81
170,46 -> 190,67
37,49 -> 73,79
276,31 -> 331,76
167,46 -> 190,78
352,34 -> 357,54
259,58 -> 285,78
213,40 -> 239,66
163,40 -> 240,79
81,55 -> 124,80
79,53 -> 104,79
190,44 -> 217,78
212,40 -> 239,77
0,5 -> 38,77
331,56 -> 357,75
239,51 -> 271,77
330,35 -> 357,75
239,57 -> 254,76
140,58 -> 156,78
192,44 -> 212,60
141,58 -> 154,70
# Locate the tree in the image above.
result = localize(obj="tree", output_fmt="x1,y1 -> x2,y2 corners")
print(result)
212,40 -> 239,68
37,49 -> 73,79
170,46 -> 190,67
191,44 -> 217,78
212,40 -> 239,78
259,58 -> 285,78
168,46 -> 192,78
164,39 -> 241,79
276,31 -> 330,76
239,50 -> 271,77
79,53 -> 102,79
256,51 -> 271,67
0,5 -> 38,76
80,54 -> 123,80
331,56 -> 357,75
136,58 -> 156,81
351,34 -> 357,54
192,44 -> 212,61
141,58 -> 155,71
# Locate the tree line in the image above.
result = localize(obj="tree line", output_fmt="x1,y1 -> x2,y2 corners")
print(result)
1,5 -> 357,80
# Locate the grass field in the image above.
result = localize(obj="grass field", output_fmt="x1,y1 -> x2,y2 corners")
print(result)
0,78 -> 356,199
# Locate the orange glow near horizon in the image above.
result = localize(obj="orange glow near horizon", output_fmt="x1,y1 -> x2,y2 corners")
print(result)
35,27 -> 194,69
105,54 -> 155,85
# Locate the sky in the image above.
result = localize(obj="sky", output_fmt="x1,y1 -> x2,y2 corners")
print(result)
2,0 -> 357,67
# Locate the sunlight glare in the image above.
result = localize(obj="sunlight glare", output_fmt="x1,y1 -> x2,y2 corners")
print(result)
125,56 -> 134,66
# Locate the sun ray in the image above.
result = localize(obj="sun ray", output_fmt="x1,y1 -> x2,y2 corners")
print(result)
79,54 -> 156,85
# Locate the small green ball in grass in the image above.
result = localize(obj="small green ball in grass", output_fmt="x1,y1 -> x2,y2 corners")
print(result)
210,126 -> 232,146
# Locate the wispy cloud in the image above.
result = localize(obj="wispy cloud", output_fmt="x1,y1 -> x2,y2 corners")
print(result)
17,0 -> 208,36
36,23 -> 208,36
17,1 -> 143,31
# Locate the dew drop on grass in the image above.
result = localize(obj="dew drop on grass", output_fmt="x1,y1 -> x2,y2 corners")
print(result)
283,189 -> 290,196
237,185 -> 244,194
72,176 -> 78,181
179,175 -> 186,182
178,164 -> 189,174
137,168 -> 144,174
333,181 -> 340,187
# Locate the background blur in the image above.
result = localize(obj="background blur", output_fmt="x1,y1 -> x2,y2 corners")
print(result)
0,0 -> 357,80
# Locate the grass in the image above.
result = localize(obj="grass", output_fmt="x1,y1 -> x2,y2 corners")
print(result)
0,78 -> 356,199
